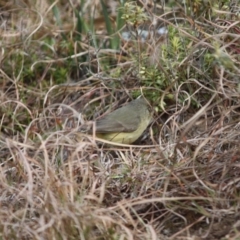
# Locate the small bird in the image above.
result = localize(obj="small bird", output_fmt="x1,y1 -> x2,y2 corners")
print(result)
95,97 -> 152,144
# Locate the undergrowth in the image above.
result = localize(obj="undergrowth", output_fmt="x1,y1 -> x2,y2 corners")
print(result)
1,0 -> 240,239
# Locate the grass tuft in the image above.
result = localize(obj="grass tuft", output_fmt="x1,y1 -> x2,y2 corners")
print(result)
1,0 -> 240,239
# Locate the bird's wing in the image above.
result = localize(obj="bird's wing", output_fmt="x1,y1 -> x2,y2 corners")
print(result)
96,114 -> 140,133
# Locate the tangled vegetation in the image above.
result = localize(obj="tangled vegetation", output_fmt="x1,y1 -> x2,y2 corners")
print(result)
1,0 -> 240,239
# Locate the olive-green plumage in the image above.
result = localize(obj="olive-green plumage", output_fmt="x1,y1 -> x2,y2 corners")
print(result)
95,98 -> 151,144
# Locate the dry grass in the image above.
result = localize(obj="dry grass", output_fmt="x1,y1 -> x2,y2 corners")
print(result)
1,0 -> 240,239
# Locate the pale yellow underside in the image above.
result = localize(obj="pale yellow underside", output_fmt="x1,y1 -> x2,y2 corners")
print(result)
96,114 -> 150,144
97,132 -> 139,144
